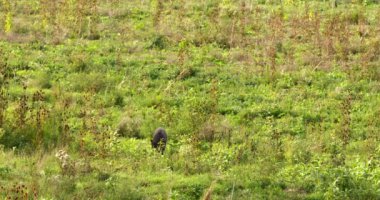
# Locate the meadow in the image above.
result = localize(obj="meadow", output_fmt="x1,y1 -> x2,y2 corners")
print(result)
0,0 -> 380,199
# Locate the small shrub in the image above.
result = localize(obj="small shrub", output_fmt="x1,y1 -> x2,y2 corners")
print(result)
55,149 -> 76,177
117,116 -> 142,138
113,93 -> 124,107
149,34 -> 168,50
69,73 -> 108,92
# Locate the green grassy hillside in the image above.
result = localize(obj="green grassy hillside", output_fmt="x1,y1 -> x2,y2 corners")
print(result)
0,0 -> 380,199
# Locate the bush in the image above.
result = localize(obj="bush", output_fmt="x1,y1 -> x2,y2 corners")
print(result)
117,116 -> 143,138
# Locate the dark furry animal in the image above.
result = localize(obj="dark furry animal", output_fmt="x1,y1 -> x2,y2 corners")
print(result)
151,127 -> 167,154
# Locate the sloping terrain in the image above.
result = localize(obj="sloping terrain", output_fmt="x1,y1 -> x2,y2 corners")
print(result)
0,0 -> 380,199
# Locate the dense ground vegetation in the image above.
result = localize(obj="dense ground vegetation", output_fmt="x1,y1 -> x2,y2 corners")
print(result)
0,0 -> 380,199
